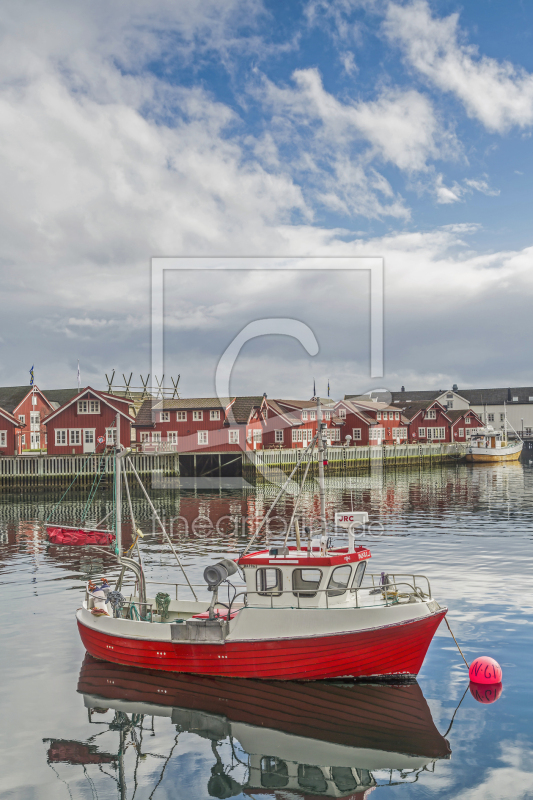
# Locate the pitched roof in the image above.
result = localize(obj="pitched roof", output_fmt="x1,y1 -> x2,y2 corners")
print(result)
227,396 -> 264,424
446,408 -> 482,423
0,386 -> 79,413
458,387 -> 533,405
400,400 -> 448,421
43,387 -> 132,425
389,391 -> 441,404
0,406 -> 24,427
42,389 -> 80,409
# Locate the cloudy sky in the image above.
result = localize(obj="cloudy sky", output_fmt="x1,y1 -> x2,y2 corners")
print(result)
2,0 -> 533,399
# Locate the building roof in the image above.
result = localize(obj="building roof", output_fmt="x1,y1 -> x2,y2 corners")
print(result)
0,406 -> 24,427
133,396 -> 264,427
400,400 -> 448,421
0,386 -> 79,413
446,408 -> 480,423
227,396 -> 264,424
389,391 -> 441,404
458,387 -> 533,405
43,389 -> 81,409
43,387 -> 132,426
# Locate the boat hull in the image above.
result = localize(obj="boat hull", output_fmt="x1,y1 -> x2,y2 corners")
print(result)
466,441 -> 523,462
77,607 -> 446,681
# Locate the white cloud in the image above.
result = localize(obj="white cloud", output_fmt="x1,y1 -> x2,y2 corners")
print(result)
464,178 -> 500,197
384,0 -> 533,133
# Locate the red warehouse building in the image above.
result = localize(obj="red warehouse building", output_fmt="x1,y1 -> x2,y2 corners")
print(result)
334,399 -> 409,445
0,407 -> 25,456
13,386 -> 79,452
245,398 -> 342,450
133,397 -> 264,453
44,387 -> 133,455
446,409 -> 483,441
402,400 -> 465,443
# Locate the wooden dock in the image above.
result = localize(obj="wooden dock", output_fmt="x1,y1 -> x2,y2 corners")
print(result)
0,443 -> 469,490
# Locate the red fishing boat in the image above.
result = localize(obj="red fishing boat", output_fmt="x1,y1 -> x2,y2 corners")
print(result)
76,400 -> 447,681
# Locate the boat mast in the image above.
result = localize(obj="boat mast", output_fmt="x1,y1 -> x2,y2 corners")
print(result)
115,412 -> 122,556
316,395 -> 326,536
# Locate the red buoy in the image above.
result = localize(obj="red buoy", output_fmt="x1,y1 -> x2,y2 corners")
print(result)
469,656 -> 502,684
470,682 -> 502,704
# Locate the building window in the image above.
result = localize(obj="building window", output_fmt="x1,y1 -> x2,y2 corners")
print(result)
465,417 -> 470,424
18,415 -> 25,424
292,429 -> 298,442
427,427 -> 446,440
55,429 -> 67,446
140,432 -> 150,442
210,410 -> 221,421
309,411 -> 316,421
177,411 -> 186,421
302,410 -> 308,420
275,430 -> 284,443
78,399 -> 100,414
152,432 -> 161,443
106,428 -> 117,445
167,432 -> 178,444
526,428 -> 532,436
89,400 -> 100,413
198,430 -> 208,445
69,429 -> 81,445
447,401 -> 453,409
193,411 -> 203,421
512,397 -> 518,402
160,411 -> 170,422
0,431 -> 6,447
324,411 -> 331,420
326,428 -> 340,441
21,434 -> 26,447
352,428 -> 361,440
338,408 -> 346,419
369,427 -> 385,440
32,396 -> 37,406
253,429 -> 262,443
392,428 -> 407,439
500,413 -> 505,422
229,429 -> 239,444
458,428 -> 464,438
395,411 -> 399,420
376,411 -> 381,420
426,409 -> 436,419
418,427 -> 426,437
78,400 -> 88,414
488,413 -> 494,422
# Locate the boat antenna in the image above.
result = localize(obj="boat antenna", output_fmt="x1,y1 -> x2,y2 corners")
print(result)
115,412 -> 122,556
316,396 -> 327,537
283,433 -> 318,547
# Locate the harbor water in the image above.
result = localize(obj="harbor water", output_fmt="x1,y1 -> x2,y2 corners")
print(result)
1,461 -> 533,799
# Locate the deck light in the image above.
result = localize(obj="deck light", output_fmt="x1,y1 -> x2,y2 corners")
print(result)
203,558 -> 238,590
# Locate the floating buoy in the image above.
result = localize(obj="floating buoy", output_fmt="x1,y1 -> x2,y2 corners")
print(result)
469,656 -> 502,684
470,682 -> 502,704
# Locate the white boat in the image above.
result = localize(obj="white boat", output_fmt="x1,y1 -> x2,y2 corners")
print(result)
466,427 -> 523,462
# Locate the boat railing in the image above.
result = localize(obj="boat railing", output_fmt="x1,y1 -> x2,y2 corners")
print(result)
245,579 -> 431,610
367,572 -> 431,599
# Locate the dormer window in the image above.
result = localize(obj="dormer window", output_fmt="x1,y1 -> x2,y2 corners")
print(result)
426,409 -> 436,419
338,408 -> 346,419
512,397 -> 518,402
78,399 -> 100,414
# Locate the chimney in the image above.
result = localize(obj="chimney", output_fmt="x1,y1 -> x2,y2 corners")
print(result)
453,383 -> 458,392
401,385 -> 405,392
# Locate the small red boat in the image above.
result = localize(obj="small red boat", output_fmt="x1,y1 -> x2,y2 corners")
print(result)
47,526 -> 115,546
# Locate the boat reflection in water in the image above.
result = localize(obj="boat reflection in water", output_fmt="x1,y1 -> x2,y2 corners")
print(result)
48,655 -> 451,799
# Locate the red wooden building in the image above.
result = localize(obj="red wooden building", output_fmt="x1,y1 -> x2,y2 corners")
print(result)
333,399 -> 409,446
447,409 -> 484,441
245,398 -> 342,450
0,407 -> 25,456
133,397 -> 264,453
13,386 -> 79,452
43,387 -> 133,455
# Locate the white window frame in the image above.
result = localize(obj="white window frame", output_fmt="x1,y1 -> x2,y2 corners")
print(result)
167,431 -> 178,444
427,427 -> 446,440
0,431 -> 6,447
69,429 -> 81,445
426,409 -> 437,420
152,431 -> 161,443
309,411 -> 316,421
275,429 -> 284,443
458,428 -> 464,438
324,411 -> 331,420
21,434 -> 26,447
193,411 -> 203,421
30,412 -> 40,425
210,410 -> 221,421
395,411 -> 399,420
352,428 -> 361,440
78,400 -> 88,414
253,429 -> 262,443
106,427 -> 117,445
31,396 -> 37,406
247,430 -> 252,443
55,429 -> 68,446
418,427 -> 426,437
369,427 -> 385,441
177,411 -> 186,421
465,417 -> 471,424
338,408 -> 346,419
89,399 -> 100,414
326,427 -> 340,441
376,411 -> 381,420
302,410 -> 308,420
18,415 -> 25,424
488,413 -> 494,422
140,432 -> 150,443
160,411 -> 170,422
229,429 -> 239,444
292,429 -> 298,442
392,428 -> 407,439
512,397 -> 518,402
198,430 -> 208,445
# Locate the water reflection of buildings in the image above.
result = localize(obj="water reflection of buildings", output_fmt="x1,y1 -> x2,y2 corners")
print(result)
44,655 -> 451,800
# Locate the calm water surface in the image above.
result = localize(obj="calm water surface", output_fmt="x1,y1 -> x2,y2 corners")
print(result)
1,462 -> 533,800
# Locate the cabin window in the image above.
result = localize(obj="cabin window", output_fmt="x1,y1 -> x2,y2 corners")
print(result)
18,415 -> 25,424
256,568 -> 282,596
193,411 -> 203,421
302,410 -> 308,420
0,431 -> 6,447
167,432 -> 178,444
427,427 -> 445,440
152,432 -> 161,443
352,561 -> 367,588
331,767 -> 357,793
327,565 -> 351,596
198,430 -> 208,445
275,429 -> 283,443
292,568 -> 322,598
210,410 -> 221,420
253,429 -> 262,443
247,430 -> 252,443
229,429 -> 239,444
69,429 -> 81,445
298,765 -> 328,794
160,412 -> 170,422
325,428 -> 340,441
352,428 -> 361,440
32,396 -> 37,406
177,411 -> 186,421
261,758 -> 288,789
